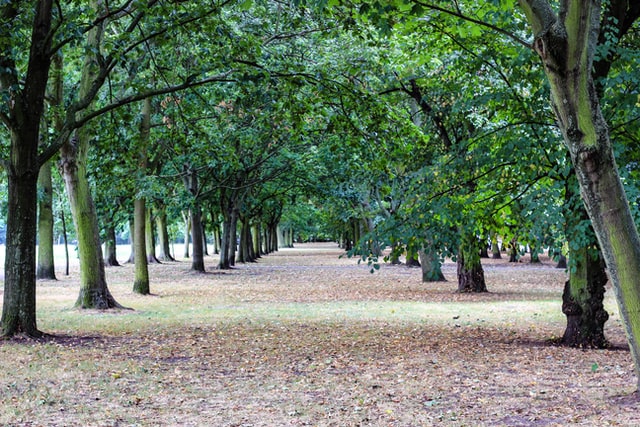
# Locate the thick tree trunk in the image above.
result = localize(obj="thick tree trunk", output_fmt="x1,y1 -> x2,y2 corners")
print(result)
36,161 -> 57,280
60,135 -> 122,309
520,0 -> 640,384
0,0 -> 54,337
561,174 -> 609,348
133,197 -> 150,294
57,0 -> 122,309
561,245 -> 609,348
457,231 -> 487,293
2,164 -> 42,337
103,226 -> 120,266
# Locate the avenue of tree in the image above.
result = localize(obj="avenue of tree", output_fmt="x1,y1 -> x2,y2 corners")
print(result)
1,0 -> 640,387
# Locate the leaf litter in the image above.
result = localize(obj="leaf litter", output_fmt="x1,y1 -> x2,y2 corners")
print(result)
0,242 -> 638,426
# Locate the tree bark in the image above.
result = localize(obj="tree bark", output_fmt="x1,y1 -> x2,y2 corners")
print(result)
103,226 -> 120,266
190,204 -> 206,272
419,247 -> 445,282
508,237 -> 518,262
156,208 -> 175,261
36,161 -> 57,280
457,231 -> 487,293
2,162 -> 42,336
133,197 -> 150,294
201,212 -> 209,257
0,0 -> 54,337
561,245 -> 609,348
36,48 -> 64,281
520,0 -> 640,384
61,133 -> 123,309
183,211 -> 191,259
490,233 -> 501,259
127,220 -> 135,264
145,205 -> 160,263
560,171 -> 609,347
252,223 -> 261,258
219,213 -> 232,269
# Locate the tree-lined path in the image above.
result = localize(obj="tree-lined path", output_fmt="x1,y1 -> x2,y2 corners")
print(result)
0,243 -> 637,426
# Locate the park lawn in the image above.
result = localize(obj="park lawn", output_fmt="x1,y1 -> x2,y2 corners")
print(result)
0,242 -> 638,426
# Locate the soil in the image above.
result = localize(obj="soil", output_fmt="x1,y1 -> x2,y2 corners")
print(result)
1,242 -> 639,426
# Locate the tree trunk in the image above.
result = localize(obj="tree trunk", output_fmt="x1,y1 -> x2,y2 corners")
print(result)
520,0 -> 640,383
252,223 -> 261,258
190,204 -> 205,272
183,211 -> 191,259
60,133 -> 123,309
36,161 -> 57,280
219,213 -> 232,269
238,217 -> 256,263
103,226 -> 120,266
214,221 -> 221,255
479,236 -> 489,259
36,48 -> 63,281
60,207 -> 70,276
490,233 -> 501,259
145,206 -> 160,263
406,245 -> 421,267
561,245 -> 609,348
127,220 -> 135,264
201,213 -> 209,257
0,0 -> 54,337
132,197 -> 150,294
2,161 -> 42,337
561,174 -> 609,348
156,208 -> 175,261
508,237 -> 518,262
419,248 -> 445,282
229,207 -> 239,266
457,231 -> 487,293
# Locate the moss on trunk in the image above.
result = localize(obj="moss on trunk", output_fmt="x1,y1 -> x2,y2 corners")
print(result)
457,231 -> 487,293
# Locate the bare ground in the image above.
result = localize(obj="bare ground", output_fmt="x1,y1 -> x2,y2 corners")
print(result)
0,242 -> 638,426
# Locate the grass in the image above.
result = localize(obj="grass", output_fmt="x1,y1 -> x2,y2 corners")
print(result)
0,242 -> 638,426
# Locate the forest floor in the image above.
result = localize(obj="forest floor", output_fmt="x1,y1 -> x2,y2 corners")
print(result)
0,242 -> 639,426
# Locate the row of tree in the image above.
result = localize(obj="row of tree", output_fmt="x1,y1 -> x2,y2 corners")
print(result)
2,0 -> 640,388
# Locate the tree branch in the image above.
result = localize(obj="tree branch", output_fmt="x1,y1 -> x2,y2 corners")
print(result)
414,1 -> 533,48
516,0 -> 557,37
37,70 -> 236,164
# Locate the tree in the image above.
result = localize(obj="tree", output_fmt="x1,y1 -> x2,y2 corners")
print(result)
518,0 -> 640,385
36,161 -> 57,280
132,98 -> 152,294
1,0 -> 57,336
